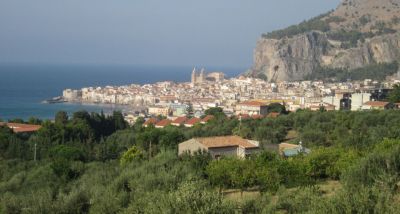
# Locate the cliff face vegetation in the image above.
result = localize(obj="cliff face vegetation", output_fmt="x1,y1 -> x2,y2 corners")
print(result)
248,0 -> 400,82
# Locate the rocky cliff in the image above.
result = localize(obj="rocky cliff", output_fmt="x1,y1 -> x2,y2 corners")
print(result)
248,0 -> 400,82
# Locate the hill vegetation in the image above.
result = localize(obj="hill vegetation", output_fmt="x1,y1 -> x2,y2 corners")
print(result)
305,61 -> 399,81
2,108 -> 400,213
262,12 -> 332,39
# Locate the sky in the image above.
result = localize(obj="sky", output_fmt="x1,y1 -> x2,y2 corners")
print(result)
0,0 -> 340,68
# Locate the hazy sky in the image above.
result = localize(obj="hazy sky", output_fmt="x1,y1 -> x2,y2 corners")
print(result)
0,0 -> 339,68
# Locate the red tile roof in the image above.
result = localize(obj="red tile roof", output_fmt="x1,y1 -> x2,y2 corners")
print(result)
239,100 -> 268,107
195,136 -> 258,149
172,116 -> 188,125
364,101 -> 390,107
251,114 -> 264,119
238,114 -> 250,119
0,123 -> 42,133
201,115 -> 215,123
267,112 -> 280,118
185,117 -> 201,126
155,119 -> 172,127
143,118 -> 159,126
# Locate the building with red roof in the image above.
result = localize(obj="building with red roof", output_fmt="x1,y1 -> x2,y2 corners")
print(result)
362,101 -> 392,110
0,122 -> 41,133
236,100 -> 269,116
267,112 -> 281,118
184,117 -> 201,127
171,116 -> 188,126
251,114 -> 264,119
201,115 -> 215,124
178,136 -> 260,159
143,118 -> 159,127
155,119 -> 172,128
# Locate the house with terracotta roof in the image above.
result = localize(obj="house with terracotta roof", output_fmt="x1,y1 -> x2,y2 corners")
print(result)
362,101 -> 392,110
155,119 -> 172,128
236,100 -> 269,116
184,117 -> 201,127
171,116 -> 188,126
0,122 -> 41,133
201,115 -> 215,124
251,114 -> 264,120
267,112 -> 280,118
178,136 -> 260,159
308,102 -> 336,111
143,118 -> 159,127
237,114 -> 251,120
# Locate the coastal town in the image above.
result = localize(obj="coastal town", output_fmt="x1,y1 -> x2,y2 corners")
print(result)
61,67 -> 400,125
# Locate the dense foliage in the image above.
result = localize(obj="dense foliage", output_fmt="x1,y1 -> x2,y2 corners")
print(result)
262,13 -> 331,39
305,61 -> 399,82
2,109 -> 400,213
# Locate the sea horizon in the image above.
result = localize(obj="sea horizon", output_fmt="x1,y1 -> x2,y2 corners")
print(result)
0,63 -> 246,121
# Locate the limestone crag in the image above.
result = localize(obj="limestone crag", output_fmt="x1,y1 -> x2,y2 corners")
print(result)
248,0 -> 400,82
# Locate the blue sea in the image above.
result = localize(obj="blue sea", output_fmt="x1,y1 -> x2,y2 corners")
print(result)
0,63 -> 244,120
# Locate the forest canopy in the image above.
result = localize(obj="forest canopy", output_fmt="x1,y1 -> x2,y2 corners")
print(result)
2,109 -> 400,213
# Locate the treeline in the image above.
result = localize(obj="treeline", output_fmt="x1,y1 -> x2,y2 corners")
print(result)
305,61 -> 399,82
262,12 -> 332,39
327,30 -> 375,48
2,109 -> 400,213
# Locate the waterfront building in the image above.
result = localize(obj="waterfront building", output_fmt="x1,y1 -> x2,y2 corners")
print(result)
63,89 -> 82,101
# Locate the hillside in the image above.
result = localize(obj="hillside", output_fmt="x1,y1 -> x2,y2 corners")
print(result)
247,0 -> 400,82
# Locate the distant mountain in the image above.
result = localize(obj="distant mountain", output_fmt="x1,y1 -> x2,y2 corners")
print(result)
247,0 -> 400,82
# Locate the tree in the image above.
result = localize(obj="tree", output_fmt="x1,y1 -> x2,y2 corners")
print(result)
268,103 -> 287,114
388,84 -> 400,103
27,117 -> 42,125
55,111 -> 68,125
206,158 -> 236,194
120,146 -> 142,166
112,111 -> 127,130
8,118 -> 24,124
204,107 -> 225,117
186,103 -> 194,117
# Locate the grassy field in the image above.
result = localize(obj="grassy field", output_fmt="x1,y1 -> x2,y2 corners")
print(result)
223,180 -> 342,204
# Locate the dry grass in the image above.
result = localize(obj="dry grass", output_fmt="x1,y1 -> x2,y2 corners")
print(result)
223,180 -> 342,204
223,189 -> 260,203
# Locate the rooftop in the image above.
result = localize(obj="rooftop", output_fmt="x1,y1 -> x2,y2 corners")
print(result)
185,117 -> 201,125
195,136 -> 258,149
201,115 -> 215,123
172,116 -> 188,125
0,122 -> 42,133
239,100 -> 268,107
143,118 -> 159,126
364,101 -> 390,107
155,119 -> 172,127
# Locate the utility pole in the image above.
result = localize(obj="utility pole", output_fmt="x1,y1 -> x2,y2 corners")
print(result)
239,115 -> 242,133
149,140 -> 152,160
34,143 -> 37,162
